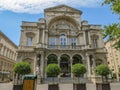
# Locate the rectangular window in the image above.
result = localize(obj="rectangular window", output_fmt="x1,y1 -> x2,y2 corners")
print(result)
93,39 -> 98,48
27,37 -> 33,46
70,38 -> 76,46
49,37 -> 56,48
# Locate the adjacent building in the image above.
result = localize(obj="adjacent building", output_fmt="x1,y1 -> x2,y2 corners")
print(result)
0,31 -> 17,82
105,39 -> 120,81
17,5 -> 107,82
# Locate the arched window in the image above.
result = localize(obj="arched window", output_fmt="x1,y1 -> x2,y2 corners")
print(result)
60,54 -> 70,77
72,54 -> 82,65
60,34 -> 67,46
47,54 -> 58,65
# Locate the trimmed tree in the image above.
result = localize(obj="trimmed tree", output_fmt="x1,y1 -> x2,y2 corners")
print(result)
46,64 -> 61,84
95,64 -> 110,83
14,62 -> 31,80
72,64 -> 87,83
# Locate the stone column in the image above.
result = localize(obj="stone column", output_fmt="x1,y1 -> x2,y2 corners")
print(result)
12,52 -> 15,60
1,46 -> 4,55
34,55 -> 37,75
39,29 -> 43,48
45,31 -> 48,48
44,58 -> 47,78
86,54 -> 91,77
58,57 -> 61,78
7,50 -> 10,58
83,31 -> 86,45
70,57 -> 73,78
40,52 -> 44,78
88,31 -> 91,46
56,36 -> 59,46
42,30 -> 45,47
9,51 -> 12,59
92,57 -> 96,75
4,47 -> 7,56
58,57 -> 60,67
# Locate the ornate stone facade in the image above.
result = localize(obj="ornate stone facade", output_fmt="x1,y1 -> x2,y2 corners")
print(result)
0,31 -> 17,82
105,39 -> 120,81
17,5 -> 107,82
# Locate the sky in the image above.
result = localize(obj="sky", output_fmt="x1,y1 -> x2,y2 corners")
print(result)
0,0 -> 119,45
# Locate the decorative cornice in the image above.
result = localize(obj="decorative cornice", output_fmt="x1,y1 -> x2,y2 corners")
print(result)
0,31 -> 18,49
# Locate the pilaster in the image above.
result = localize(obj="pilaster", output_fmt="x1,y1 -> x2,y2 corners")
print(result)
86,53 -> 91,77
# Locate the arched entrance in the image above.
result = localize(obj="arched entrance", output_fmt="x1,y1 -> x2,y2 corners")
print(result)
72,54 -> 82,65
60,54 -> 71,77
47,54 -> 58,65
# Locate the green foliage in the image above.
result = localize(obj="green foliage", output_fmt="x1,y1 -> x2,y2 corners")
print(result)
95,64 -> 110,77
102,0 -> 120,49
103,23 -> 120,40
46,64 -> 61,77
103,0 -> 120,14
14,62 -> 31,75
72,64 -> 87,77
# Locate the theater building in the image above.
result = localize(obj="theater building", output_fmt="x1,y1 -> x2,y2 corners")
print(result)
17,5 -> 107,82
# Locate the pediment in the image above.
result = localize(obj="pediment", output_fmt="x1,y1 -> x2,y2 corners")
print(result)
44,5 -> 82,14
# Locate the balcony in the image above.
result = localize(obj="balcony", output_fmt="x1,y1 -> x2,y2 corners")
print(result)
18,46 -> 36,51
37,43 -> 90,50
19,44 -> 94,51
47,45 -> 86,50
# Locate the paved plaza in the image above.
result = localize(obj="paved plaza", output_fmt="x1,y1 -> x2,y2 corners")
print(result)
0,82 -> 120,90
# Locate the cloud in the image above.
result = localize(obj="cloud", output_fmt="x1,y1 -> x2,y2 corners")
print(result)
0,0 -> 102,14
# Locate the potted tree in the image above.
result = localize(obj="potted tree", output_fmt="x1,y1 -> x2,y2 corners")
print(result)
72,64 -> 87,90
46,64 -> 61,90
13,62 -> 31,90
95,64 -> 110,90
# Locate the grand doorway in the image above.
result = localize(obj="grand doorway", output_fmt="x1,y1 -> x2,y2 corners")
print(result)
60,54 -> 71,77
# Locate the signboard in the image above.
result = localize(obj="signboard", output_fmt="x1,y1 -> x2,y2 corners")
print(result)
23,80 -> 34,90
